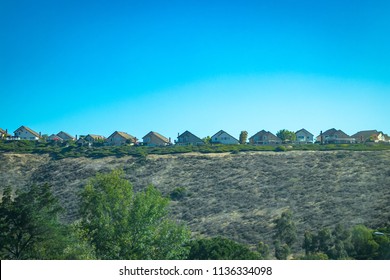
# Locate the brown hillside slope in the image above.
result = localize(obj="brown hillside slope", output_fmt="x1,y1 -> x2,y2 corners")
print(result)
1,151 -> 389,247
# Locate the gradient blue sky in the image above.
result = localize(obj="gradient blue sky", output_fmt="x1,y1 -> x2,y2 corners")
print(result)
1,0 -> 389,140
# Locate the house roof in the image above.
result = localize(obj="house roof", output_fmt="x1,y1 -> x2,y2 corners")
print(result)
249,130 -> 281,141
47,134 -> 63,141
14,126 -> 40,138
108,131 -> 136,141
143,131 -> 170,143
210,130 -> 239,141
351,130 -> 379,140
319,128 -> 350,138
178,130 -> 203,141
86,134 -> 106,140
295,128 -> 314,137
0,128 -> 6,134
57,131 -> 74,139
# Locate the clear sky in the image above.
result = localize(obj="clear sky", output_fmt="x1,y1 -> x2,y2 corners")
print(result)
1,0 -> 389,140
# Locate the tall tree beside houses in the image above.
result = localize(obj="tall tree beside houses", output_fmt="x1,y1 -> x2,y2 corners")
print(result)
239,131 -> 248,144
276,129 -> 296,143
143,131 -> 171,146
106,131 -> 137,146
13,126 -> 41,140
210,130 -> 239,145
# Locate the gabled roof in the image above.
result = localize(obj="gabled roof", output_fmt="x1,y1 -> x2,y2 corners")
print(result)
249,130 -> 281,141
351,130 -> 379,139
143,131 -> 170,143
320,128 -> 350,138
210,130 -> 238,141
178,130 -> 203,141
86,134 -> 106,140
0,128 -> 6,134
14,126 -> 40,138
295,128 -> 314,136
107,131 -> 136,141
57,131 -> 74,139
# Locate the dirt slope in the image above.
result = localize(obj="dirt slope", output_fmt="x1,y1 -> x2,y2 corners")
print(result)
1,151 -> 389,247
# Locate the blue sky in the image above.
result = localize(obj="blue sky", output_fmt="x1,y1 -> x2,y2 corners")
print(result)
1,0 -> 389,140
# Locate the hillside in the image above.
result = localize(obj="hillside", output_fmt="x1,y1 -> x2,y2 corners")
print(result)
1,150 -> 389,249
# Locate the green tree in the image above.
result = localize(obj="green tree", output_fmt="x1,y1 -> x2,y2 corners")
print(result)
188,237 -> 261,260
79,169 -> 190,260
274,210 -> 297,247
274,240 -> 290,260
0,184 -> 68,259
202,136 -> 211,145
276,129 -> 296,143
239,131 -> 248,144
256,241 -> 270,259
350,225 -> 379,260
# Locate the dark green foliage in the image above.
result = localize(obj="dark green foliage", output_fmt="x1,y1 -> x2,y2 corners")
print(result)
301,224 -> 390,260
257,241 -> 270,259
188,237 -> 262,260
274,145 -> 287,152
274,210 -> 297,247
274,240 -> 290,260
0,184 -> 68,259
170,187 -> 187,201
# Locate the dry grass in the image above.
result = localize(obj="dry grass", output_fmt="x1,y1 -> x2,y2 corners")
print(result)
1,151 -> 389,250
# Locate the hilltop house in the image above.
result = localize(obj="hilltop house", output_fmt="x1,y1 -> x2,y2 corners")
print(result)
85,134 -> 106,143
47,134 -> 63,142
351,130 -> 385,143
57,131 -> 75,141
210,130 -> 239,145
142,131 -> 171,146
0,128 -> 9,139
175,131 -> 204,146
249,130 -> 282,145
107,131 -> 137,146
295,128 -> 314,143
14,126 -> 41,140
317,128 -> 355,144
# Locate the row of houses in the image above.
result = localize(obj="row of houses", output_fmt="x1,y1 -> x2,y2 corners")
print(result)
1,126 -> 390,147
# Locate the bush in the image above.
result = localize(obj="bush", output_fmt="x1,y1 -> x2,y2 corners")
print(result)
274,146 -> 287,152
170,187 -> 187,201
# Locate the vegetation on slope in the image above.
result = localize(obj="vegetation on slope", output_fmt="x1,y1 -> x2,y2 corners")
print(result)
1,170 -> 389,260
1,139 -> 390,160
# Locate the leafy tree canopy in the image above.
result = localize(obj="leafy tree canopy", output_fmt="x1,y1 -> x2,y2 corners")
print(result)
276,129 -> 296,142
79,169 -> 190,260
0,184 -> 68,259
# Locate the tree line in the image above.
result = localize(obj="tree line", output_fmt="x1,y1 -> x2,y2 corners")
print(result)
0,170 -> 389,260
